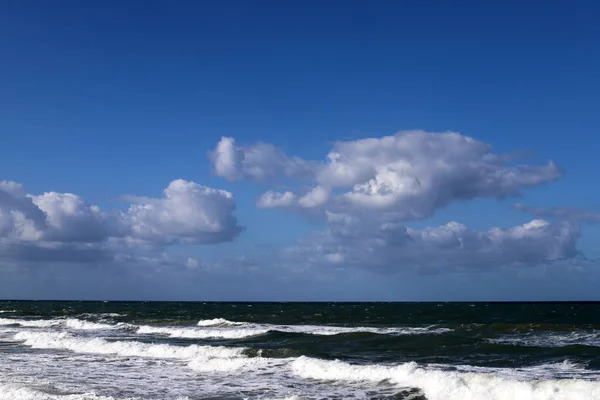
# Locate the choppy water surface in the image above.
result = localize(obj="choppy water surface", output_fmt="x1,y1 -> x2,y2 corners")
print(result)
1,301 -> 600,400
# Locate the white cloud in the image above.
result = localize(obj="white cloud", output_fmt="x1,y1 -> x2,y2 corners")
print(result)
210,136 -> 316,181
0,181 -> 47,241
212,131 -> 561,221
210,131 -> 582,273
283,217 -> 580,273
126,179 -> 243,244
257,186 -> 331,210
31,192 -> 121,243
257,191 -> 297,209
0,179 -> 242,264
298,186 -> 331,208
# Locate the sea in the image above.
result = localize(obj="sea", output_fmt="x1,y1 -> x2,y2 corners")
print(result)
0,301 -> 599,400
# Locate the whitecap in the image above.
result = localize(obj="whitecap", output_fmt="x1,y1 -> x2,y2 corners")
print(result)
489,331 -> 600,348
290,356 -> 600,400
14,331 -> 244,361
0,318 -> 128,331
196,318 -> 244,327
138,325 -> 269,339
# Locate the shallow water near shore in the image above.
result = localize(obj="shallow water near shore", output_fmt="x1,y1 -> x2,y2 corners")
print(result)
1,301 -> 599,400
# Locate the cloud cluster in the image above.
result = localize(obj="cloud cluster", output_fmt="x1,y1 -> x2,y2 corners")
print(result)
214,131 -> 561,221
0,180 -> 242,264
283,216 -> 580,273
0,129 -> 587,276
211,131 -> 580,272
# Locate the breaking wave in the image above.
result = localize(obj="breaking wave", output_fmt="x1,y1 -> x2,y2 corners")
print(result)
12,330 -> 290,375
290,356 -> 600,400
0,316 -> 451,340
0,383 -> 135,400
132,319 -> 452,340
488,331 -> 600,348
14,331 -> 244,361
196,318 -> 244,327
137,325 -> 270,339
0,318 -> 126,331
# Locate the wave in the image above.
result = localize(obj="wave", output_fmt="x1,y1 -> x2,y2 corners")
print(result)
137,322 -> 450,340
0,310 -> 16,314
291,356 -> 600,400
488,331 -> 600,348
0,318 -> 129,331
0,382 -> 298,400
0,316 -> 451,340
197,319 -> 451,337
0,383 -> 195,400
272,324 -> 451,336
0,318 -> 61,328
78,313 -> 125,318
197,318 -> 244,327
14,331 -> 243,360
0,382 -> 130,400
137,325 -> 269,339
13,331 -> 290,374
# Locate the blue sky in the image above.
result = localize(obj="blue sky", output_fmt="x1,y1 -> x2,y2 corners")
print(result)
0,1 -> 599,300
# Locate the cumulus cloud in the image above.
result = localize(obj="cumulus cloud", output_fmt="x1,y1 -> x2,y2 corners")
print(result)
210,136 -> 316,181
210,130 -> 582,273
257,186 -> 331,210
125,179 -> 243,244
0,179 -> 242,264
212,131 -> 561,221
283,217 -> 580,273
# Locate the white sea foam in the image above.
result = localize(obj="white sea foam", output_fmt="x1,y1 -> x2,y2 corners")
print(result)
139,321 -> 450,340
0,318 -> 127,331
0,310 -> 17,314
1,316 -> 450,341
275,324 -> 451,336
14,331 -> 244,361
197,318 -> 243,327
489,331 -> 600,348
62,319 -> 117,331
0,318 -> 61,328
290,356 -> 600,400
79,313 -> 125,318
192,318 -> 452,338
187,353 -> 287,373
138,325 -> 269,339
0,382 -> 133,400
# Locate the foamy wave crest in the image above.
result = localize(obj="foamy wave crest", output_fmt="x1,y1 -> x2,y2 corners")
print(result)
63,319 -> 118,331
278,324 -> 450,336
0,310 -> 16,314
197,318 -> 244,327
0,318 -> 61,328
14,331 -> 244,361
0,318 -> 129,331
489,331 -> 600,348
138,325 -> 269,339
192,318 -> 450,337
291,357 -> 600,400
79,313 -> 125,318
0,382 -> 131,400
0,383 -> 196,400
187,353 -> 287,373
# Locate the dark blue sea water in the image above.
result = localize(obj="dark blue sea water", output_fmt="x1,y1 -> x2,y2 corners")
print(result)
1,301 -> 599,399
